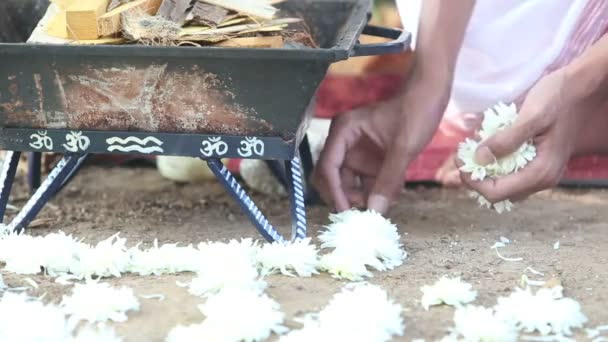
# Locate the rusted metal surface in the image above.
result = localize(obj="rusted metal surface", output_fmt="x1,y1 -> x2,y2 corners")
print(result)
1,64 -> 277,136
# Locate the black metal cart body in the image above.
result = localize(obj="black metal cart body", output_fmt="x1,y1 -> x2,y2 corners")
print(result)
0,0 -> 410,242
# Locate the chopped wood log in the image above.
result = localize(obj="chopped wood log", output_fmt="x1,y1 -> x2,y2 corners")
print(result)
215,36 -> 283,48
178,17 -> 300,39
46,10 -> 69,38
157,0 -> 195,26
200,0 -> 277,20
187,1 -> 230,26
98,0 -> 161,36
66,0 -> 111,40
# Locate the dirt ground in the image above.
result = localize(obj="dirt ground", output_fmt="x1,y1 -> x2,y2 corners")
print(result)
2,165 -> 608,341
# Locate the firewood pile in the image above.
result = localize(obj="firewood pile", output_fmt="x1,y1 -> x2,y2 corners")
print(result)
38,0 -> 316,48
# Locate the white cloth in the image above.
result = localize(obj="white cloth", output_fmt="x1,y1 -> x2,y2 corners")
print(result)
396,0 -> 589,114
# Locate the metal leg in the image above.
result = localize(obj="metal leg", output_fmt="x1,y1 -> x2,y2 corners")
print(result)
54,154 -> 89,196
264,160 -> 289,190
285,156 -> 307,241
8,154 -> 83,233
0,151 -> 21,223
206,158 -> 286,243
27,152 -> 42,194
298,135 -> 320,205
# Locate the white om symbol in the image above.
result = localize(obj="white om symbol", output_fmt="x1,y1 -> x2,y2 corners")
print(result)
63,131 -> 91,152
29,130 -> 53,150
237,137 -> 264,158
200,137 -> 229,157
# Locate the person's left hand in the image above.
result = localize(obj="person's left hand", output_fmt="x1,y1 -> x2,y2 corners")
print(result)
460,69 -> 608,203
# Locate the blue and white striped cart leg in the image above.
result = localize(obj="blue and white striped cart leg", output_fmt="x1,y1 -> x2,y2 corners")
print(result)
8,154 -> 84,233
285,156 -> 307,241
205,158 -> 286,243
0,151 -> 21,223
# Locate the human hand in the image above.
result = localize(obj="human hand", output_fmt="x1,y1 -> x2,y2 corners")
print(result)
313,82 -> 448,214
461,70 -> 607,202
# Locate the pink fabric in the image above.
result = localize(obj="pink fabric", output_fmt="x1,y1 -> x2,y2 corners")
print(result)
513,0 -> 608,105
441,0 -> 608,132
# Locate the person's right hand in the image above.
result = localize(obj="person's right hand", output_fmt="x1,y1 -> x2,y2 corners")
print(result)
313,81 -> 449,215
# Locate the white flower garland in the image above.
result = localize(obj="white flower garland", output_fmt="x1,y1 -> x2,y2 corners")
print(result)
458,103 -> 537,213
256,238 -> 319,277
186,239 -> 266,297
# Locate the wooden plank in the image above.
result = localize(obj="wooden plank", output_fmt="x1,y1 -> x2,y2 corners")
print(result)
98,0 -> 161,36
188,1 -> 230,26
177,17 -> 299,38
214,36 -> 283,48
66,0 -> 111,40
45,11 -> 69,38
200,0 -> 277,20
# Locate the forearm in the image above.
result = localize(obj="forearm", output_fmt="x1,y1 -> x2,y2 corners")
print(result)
563,34 -> 608,105
398,0 -> 475,115
410,0 -> 475,88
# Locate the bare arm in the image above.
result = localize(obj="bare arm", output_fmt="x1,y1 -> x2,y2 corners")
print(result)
365,0 -> 476,212
564,34 -> 608,105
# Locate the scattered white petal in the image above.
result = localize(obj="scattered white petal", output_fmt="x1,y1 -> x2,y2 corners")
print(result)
71,325 -> 123,342
521,275 -> 546,287
421,277 -> 477,310
256,238 -> 319,277
0,292 -> 72,341
166,288 -> 286,342
61,281 -> 140,324
554,241 -> 560,250
495,286 -> 587,336
500,236 -> 511,244
446,305 -> 518,342
141,294 -> 166,301
282,283 -> 404,342
318,209 -> 407,281
526,267 -> 545,276
491,241 -> 523,262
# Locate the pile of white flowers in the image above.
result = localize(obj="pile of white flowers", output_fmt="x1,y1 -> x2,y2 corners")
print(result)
61,281 -> 140,325
281,283 -> 404,342
167,288 -> 287,342
434,281 -> 588,341
458,102 -> 537,213
0,291 -> 124,342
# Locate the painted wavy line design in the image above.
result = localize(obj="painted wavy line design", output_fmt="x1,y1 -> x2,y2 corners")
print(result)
106,136 -> 163,146
107,146 -> 164,154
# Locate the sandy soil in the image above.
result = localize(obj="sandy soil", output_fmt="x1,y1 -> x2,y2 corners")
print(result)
2,166 -> 608,341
